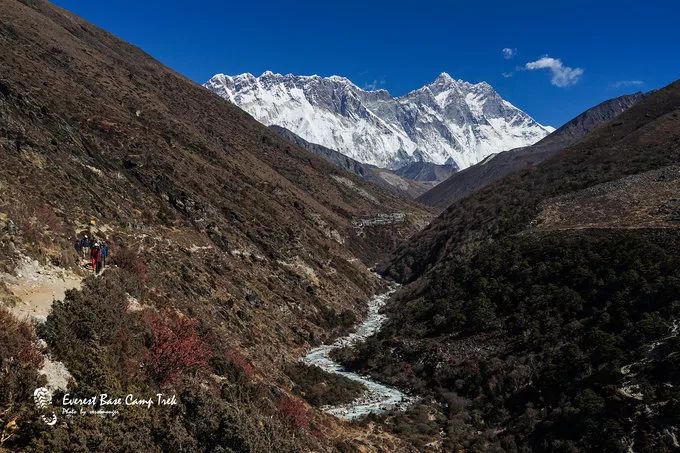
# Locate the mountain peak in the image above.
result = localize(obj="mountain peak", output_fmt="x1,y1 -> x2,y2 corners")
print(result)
437,72 -> 454,82
205,72 -> 551,169
247,72 -> 360,89
327,75 -> 354,85
429,72 -> 458,90
231,72 -> 256,82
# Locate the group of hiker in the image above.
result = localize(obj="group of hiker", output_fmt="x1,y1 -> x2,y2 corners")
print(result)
74,235 -> 109,274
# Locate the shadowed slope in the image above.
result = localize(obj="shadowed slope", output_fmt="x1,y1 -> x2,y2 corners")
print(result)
418,92 -> 646,211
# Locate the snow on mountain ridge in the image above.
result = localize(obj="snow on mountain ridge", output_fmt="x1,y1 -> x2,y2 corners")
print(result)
205,71 -> 553,169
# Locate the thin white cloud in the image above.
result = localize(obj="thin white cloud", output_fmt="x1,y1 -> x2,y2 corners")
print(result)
502,72 -> 513,78
611,80 -> 645,89
502,48 -> 516,59
363,79 -> 385,91
524,56 -> 584,87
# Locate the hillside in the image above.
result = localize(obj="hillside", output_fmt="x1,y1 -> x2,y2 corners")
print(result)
393,161 -> 458,185
337,80 -> 680,450
383,82 -> 679,281
269,125 -> 436,198
418,92 -> 646,210
0,0 -> 430,451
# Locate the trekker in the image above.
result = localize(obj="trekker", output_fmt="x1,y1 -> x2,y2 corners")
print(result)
90,242 -> 99,272
101,242 -> 109,269
82,235 -> 90,259
95,245 -> 103,274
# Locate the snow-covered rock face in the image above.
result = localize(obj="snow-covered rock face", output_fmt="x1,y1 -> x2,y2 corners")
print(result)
204,71 -> 553,170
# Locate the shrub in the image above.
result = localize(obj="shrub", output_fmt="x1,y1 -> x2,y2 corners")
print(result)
0,307 -> 44,369
18,218 -> 41,246
113,246 -> 148,283
39,272 -> 146,390
225,350 -> 255,378
276,396 -> 309,430
0,308 -> 44,449
35,205 -> 64,237
343,230 -> 680,450
286,362 -> 365,407
143,311 -> 211,386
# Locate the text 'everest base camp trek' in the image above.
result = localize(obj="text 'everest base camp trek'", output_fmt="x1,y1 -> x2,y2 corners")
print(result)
1,1 -> 679,452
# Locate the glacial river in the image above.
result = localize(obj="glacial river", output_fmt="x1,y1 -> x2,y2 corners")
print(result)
301,288 -> 414,420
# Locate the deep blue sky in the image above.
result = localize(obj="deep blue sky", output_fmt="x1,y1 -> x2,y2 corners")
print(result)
53,0 -> 679,127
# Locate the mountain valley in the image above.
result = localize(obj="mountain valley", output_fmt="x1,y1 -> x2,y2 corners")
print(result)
338,79 -> 680,451
0,1 -> 678,452
0,1 -> 429,450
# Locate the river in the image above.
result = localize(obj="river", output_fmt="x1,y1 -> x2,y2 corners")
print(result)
301,287 -> 414,420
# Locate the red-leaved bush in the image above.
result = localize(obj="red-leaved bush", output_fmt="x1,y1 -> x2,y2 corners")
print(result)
226,349 -> 255,378
276,396 -> 309,430
143,311 -> 210,386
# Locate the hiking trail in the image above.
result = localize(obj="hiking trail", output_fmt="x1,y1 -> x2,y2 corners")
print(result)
1,255 -> 84,391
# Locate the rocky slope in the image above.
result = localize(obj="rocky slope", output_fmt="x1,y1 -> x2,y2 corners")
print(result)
269,125 -> 449,198
418,92 -> 646,210
393,161 -> 458,184
0,1 -> 430,451
337,79 -> 680,451
205,71 -> 553,170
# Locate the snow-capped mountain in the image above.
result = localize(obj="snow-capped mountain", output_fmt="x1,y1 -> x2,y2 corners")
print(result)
205,71 -> 554,169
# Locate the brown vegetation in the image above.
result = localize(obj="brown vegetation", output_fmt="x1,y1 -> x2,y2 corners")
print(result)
0,307 -> 44,448
0,0 -> 427,450
353,77 -> 680,450
286,362 -> 365,407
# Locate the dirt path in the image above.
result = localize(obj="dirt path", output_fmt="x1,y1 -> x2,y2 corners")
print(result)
302,287 -> 415,420
2,255 -> 83,323
1,255 -> 84,391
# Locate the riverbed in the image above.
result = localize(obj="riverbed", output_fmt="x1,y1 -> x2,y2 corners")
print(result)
301,288 -> 414,420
